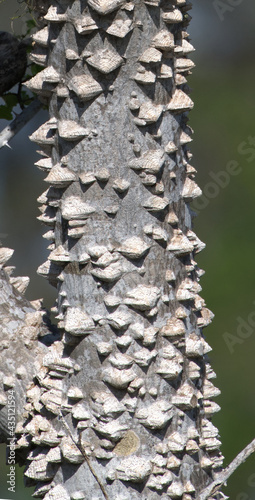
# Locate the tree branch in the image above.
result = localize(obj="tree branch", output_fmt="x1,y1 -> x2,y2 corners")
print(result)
0,98 -> 42,149
59,411 -> 110,500
198,438 -> 255,499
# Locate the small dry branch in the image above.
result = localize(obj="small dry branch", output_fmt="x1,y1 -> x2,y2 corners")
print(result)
198,438 -> 255,499
0,98 -> 41,148
59,411 -> 109,500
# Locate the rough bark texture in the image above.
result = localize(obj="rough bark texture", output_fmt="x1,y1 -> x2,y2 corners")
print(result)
1,0 -> 226,498
0,248 -> 57,444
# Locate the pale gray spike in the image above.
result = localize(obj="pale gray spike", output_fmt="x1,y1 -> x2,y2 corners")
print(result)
10,276 -> 30,295
0,247 -> 14,266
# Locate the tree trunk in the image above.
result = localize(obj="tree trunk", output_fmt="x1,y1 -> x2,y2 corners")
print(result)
0,0 -> 225,498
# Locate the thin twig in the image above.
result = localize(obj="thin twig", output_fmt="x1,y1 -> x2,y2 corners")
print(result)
0,98 -> 42,149
59,411 -> 109,500
198,438 -> 255,499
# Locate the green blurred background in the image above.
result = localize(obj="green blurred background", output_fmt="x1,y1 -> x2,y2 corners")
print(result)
1,1 -> 255,498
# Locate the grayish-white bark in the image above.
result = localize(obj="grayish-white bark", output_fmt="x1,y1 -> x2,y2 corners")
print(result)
0,247 -> 58,444
0,0 -> 237,499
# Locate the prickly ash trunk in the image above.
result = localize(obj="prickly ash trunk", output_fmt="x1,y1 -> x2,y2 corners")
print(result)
4,0 -> 224,498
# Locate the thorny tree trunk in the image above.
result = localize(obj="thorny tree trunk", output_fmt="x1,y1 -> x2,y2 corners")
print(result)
0,0 -> 226,499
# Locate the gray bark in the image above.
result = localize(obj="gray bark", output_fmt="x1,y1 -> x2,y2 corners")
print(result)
0,248 -> 58,444
0,0 -> 227,498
